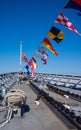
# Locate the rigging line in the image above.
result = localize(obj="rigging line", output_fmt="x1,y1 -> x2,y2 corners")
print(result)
25,1 -> 67,75
54,0 -> 70,22
31,1 -> 67,58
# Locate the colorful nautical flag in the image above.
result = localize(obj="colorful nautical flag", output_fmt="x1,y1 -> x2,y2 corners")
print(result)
43,52 -> 48,59
29,59 -> 36,70
42,38 -> 58,55
25,65 -> 30,75
31,57 -> 38,68
64,0 -> 81,12
35,52 -> 47,64
47,26 -> 64,43
25,64 -> 29,70
28,59 -> 35,77
55,12 -> 81,36
38,45 -> 48,56
37,45 -> 48,59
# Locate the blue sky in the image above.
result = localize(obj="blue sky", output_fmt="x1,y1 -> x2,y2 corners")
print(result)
0,0 -> 81,75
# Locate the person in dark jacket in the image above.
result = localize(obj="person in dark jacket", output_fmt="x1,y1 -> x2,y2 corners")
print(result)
35,90 -> 43,106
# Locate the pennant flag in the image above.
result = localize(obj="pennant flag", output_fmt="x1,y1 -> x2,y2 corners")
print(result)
35,52 -> 47,64
47,26 -> 64,43
35,45 -> 48,64
42,38 -> 58,55
37,45 -> 48,58
43,53 -> 48,59
28,59 -> 36,70
55,12 -> 81,36
21,52 -> 28,63
28,59 -> 35,77
31,57 -> 38,68
64,0 -> 81,13
32,57 -> 37,63
38,46 -> 48,56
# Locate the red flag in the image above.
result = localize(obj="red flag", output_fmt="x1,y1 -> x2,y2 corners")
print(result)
28,59 -> 35,77
55,12 -> 81,36
28,59 -> 35,70
42,38 -> 58,55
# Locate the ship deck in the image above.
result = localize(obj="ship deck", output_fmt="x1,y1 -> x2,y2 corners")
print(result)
0,80 -> 76,130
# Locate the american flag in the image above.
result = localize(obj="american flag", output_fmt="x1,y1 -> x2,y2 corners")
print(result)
55,12 -> 81,36
21,52 -> 28,63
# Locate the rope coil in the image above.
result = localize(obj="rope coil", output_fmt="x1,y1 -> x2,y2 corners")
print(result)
0,89 -> 27,128
4,89 -> 27,106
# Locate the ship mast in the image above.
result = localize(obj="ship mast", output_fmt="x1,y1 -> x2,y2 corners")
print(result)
20,41 -> 22,72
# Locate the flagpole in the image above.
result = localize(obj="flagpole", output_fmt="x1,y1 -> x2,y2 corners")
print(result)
20,40 -> 22,72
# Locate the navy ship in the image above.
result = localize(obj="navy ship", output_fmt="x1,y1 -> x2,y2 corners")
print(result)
0,72 -> 81,130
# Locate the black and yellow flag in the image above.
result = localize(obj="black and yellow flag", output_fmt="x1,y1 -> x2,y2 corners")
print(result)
47,26 -> 64,43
